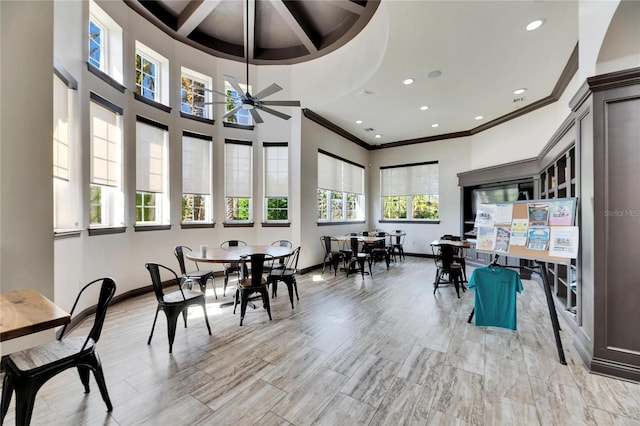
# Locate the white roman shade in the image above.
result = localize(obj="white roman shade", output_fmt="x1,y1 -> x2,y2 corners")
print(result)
381,162 -> 439,196
225,141 -> 252,197
90,101 -> 121,187
136,120 -> 167,193
264,145 -> 288,197
182,134 -> 211,195
318,152 -> 364,194
53,75 -> 70,180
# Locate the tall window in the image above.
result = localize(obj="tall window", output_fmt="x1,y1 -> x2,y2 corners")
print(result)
53,74 -> 79,231
182,132 -> 212,223
224,80 -> 252,125
264,143 -> 288,222
135,42 -> 169,104
317,151 -> 365,222
225,140 -> 252,222
88,18 -> 104,70
181,67 -> 212,119
381,162 -> 439,220
89,94 -> 124,227
136,117 -> 169,225
88,1 -> 123,84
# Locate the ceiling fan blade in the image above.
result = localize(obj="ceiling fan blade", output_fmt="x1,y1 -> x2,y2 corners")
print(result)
256,105 -> 291,120
260,100 -> 301,107
198,86 -> 232,98
223,74 -> 246,99
249,108 -> 264,124
252,83 -> 282,100
222,105 -> 243,119
202,101 -> 229,105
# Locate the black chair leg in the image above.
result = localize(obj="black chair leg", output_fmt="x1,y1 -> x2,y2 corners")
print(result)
286,280 -> 295,308
166,309 -> 181,353
78,366 -> 91,393
240,291 -> 249,326
148,306 -> 160,345
1,373 -> 14,424
201,300 -> 212,335
262,290 -> 272,320
15,388 -> 38,426
88,354 -> 114,411
293,277 -> 299,301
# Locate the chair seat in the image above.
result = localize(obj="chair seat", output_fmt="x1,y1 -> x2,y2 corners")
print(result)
9,336 -> 96,372
162,289 -> 204,304
238,277 -> 267,288
185,270 -> 213,279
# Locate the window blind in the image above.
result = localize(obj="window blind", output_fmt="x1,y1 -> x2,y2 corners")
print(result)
381,162 -> 439,196
182,135 -> 211,195
225,141 -> 252,197
318,152 -> 364,194
53,75 -> 70,180
90,101 -> 121,187
264,145 -> 288,197
136,120 -> 166,193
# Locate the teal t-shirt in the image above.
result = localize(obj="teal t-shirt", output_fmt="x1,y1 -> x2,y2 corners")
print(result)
468,266 -> 523,330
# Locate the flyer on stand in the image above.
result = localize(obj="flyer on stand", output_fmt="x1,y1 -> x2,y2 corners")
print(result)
510,218 -> 528,246
527,227 -> 550,250
494,203 -> 514,225
548,200 -> 574,226
475,204 -> 496,227
494,226 -> 511,253
549,226 -> 579,258
528,203 -> 550,226
477,227 -> 496,251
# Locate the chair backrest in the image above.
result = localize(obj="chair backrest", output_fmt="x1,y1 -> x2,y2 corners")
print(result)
284,246 -> 301,272
174,245 -> 191,275
271,239 -> 292,248
246,253 -> 274,286
361,231 -> 370,237
439,244 -> 456,270
59,277 -> 116,351
145,263 -> 184,303
321,236 -> 333,254
394,230 -> 405,245
350,236 -> 361,254
221,240 -> 247,248
375,232 -> 387,247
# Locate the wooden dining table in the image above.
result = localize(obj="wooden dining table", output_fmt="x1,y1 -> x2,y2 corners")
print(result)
0,288 -> 70,342
185,245 -> 291,265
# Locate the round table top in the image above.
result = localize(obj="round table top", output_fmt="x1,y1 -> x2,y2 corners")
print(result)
185,245 -> 291,263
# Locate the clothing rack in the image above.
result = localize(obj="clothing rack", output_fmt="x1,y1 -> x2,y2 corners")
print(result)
467,253 -> 567,365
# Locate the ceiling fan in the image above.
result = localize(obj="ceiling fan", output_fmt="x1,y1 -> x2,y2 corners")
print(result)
204,0 -> 300,123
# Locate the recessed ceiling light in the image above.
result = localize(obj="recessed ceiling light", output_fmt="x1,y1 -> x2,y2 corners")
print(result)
475,115 -> 484,120
526,19 -> 544,31
420,105 -> 429,111
355,120 -> 363,124
375,134 -> 382,139
403,78 -> 414,85
431,123 -> 439,128
427,70 -> 442,79
514,88 -> 527,95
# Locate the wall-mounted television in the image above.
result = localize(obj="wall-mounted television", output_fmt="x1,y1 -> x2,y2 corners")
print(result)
471,182 -> 532,216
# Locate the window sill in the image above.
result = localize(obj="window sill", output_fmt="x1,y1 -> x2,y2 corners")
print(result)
88,226 -> 127,236
134,92 -> 172,113
180,112 -> 214,125
54,229 -> 82,239
317,220 -> 366,226
379,219 -> 441,224
261,222 -> 291,228
223,121 -> 254,131
181,222 -> 215,229
223,222 -> 254,228
134,224 -> 172,232
87,63 -> 126,93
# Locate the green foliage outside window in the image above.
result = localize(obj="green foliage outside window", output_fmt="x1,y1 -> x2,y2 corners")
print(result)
90,185 -> 102,224
226,197 -> 250,221
317,189 -> 328,220
182,194 -> 207,221
266,197 -> 288,221
136,191 -> 156,222
412,195 -> 439,219
330,191 -> 344,220
383,195 -> 438,220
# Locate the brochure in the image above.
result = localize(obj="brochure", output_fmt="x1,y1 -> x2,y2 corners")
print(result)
548,200 -> 574,226
509,218 -> 528,246
494,226 -> 511,253
475,204 -> 496,228
494,203 -> 514,225
476,227 -> 496,251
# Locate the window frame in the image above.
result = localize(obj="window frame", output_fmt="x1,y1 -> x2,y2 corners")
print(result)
224,80 -> 252,126
317,150 -> 365,223
224,140 -> 253,224
182,131 -> 213,224
380,161 -> 440,222
134,41 -> 169,106
135,116 -> 169,227
88,17 -> 105,71
88,1 -> 123,85
180,67 -> 212,119
263,142 -> 289,223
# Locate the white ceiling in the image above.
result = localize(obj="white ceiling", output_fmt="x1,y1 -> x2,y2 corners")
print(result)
304,0 -> 579,147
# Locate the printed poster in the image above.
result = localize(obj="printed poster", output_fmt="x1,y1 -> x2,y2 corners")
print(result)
475,204 -> 496,228
476,227 -> 496,251
509,218 -> 528,246
527,227 -> 550,250
549,226 -> 579,258
494,226 -> 511,253
494,203 -> 514,225
548,200 -> 574,226
528,203 -> 550,226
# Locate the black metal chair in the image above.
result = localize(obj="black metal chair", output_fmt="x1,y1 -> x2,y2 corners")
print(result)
267,246 -> 301,308
271,240 -> 293,271
433,244 -> 465,298
345,236 -> 372,279
234,253 -> 274,326
0,278 -> 116,426
390,230 -> 406,262
145,263 -> 211,353
220,240 -> 247,296
370,232 -> 391,269
174,245 -> 217,299
441,234 -> 467,282
321,236 -> 343,276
